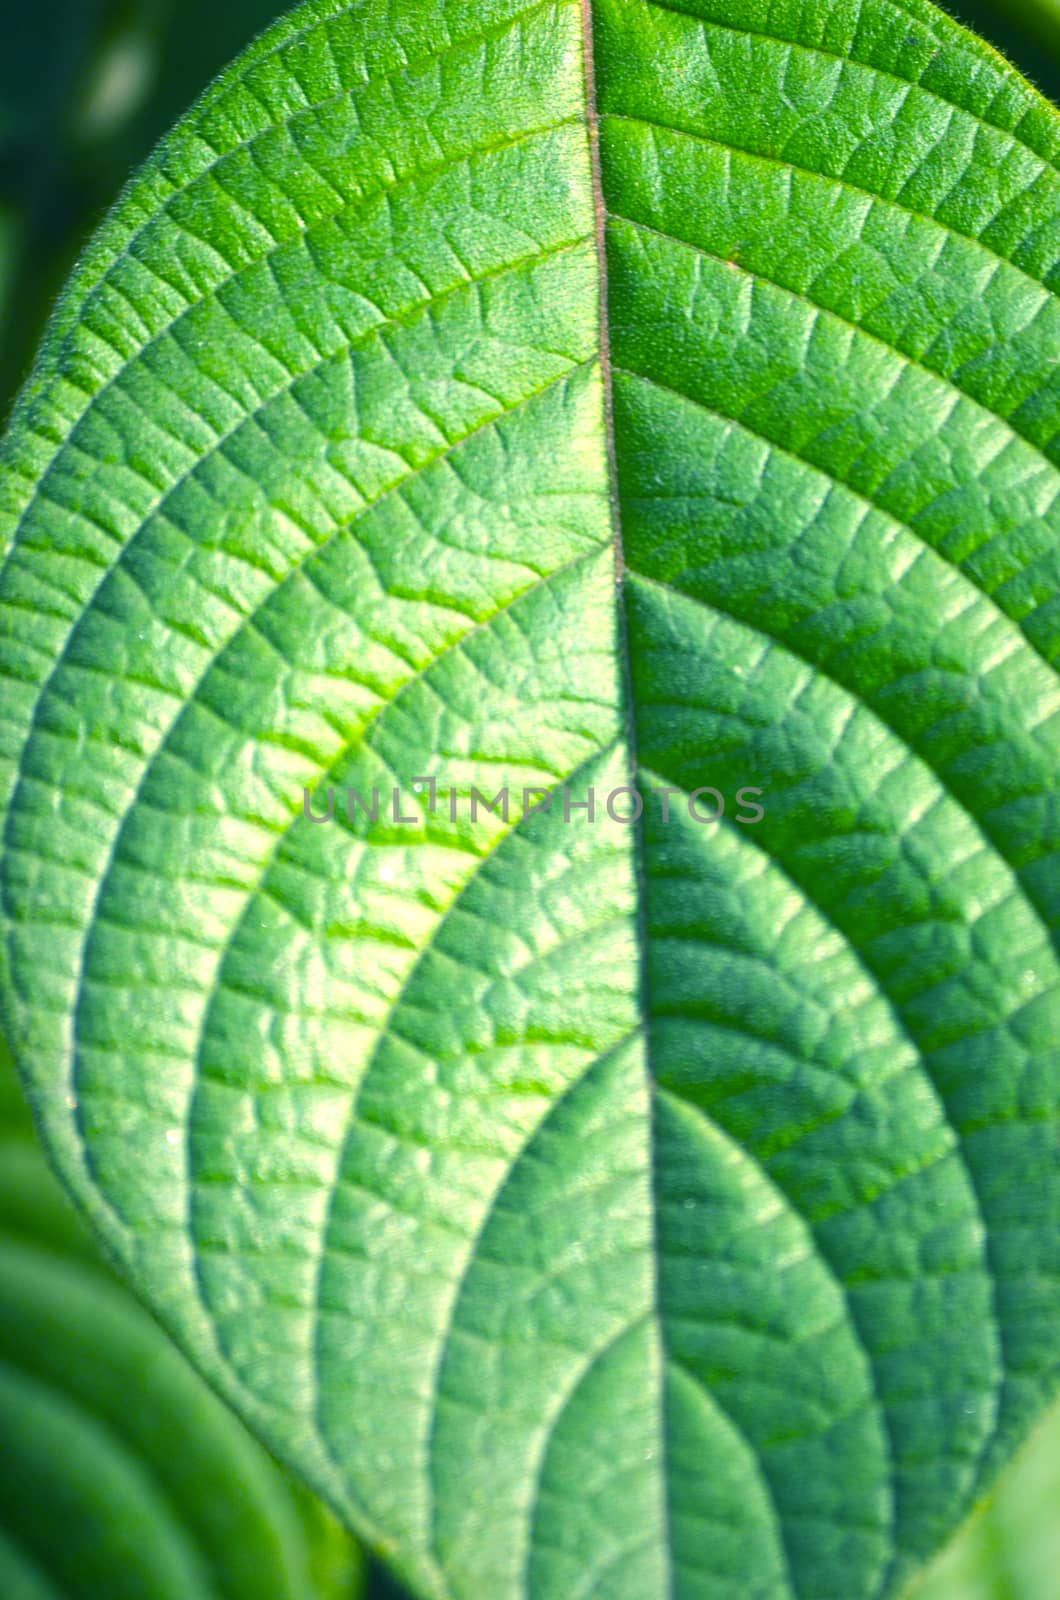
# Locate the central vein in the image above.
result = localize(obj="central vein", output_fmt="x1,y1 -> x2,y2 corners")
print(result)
579,0 -> 675,1592
579,0 -> 624,581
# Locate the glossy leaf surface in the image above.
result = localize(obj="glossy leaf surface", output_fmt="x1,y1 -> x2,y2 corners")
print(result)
1,1 -> 1059,1596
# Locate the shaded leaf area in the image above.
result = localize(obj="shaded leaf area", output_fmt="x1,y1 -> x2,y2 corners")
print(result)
1,1 -> 1059,1598
0,1033 -> 364,1600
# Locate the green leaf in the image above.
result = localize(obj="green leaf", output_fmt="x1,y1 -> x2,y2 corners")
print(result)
1,1 -> 1058,1596
0,1032 -> 365,1599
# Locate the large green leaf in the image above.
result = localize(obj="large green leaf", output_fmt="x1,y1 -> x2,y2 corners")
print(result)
1,0 -> 1059,1595
0,1033 -> 364,1600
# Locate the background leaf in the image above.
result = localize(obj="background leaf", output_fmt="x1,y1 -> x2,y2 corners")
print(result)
0,1031 -> 365,1600
2,2 -> 1060,1598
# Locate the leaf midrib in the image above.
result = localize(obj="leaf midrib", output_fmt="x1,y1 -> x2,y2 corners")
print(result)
578,3 -> 677,1596
578,9 -> 1000,1598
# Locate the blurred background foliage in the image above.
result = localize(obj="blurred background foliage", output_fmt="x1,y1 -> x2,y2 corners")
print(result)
0,1031 -> 370,1600
1,1 -> 1060,1597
